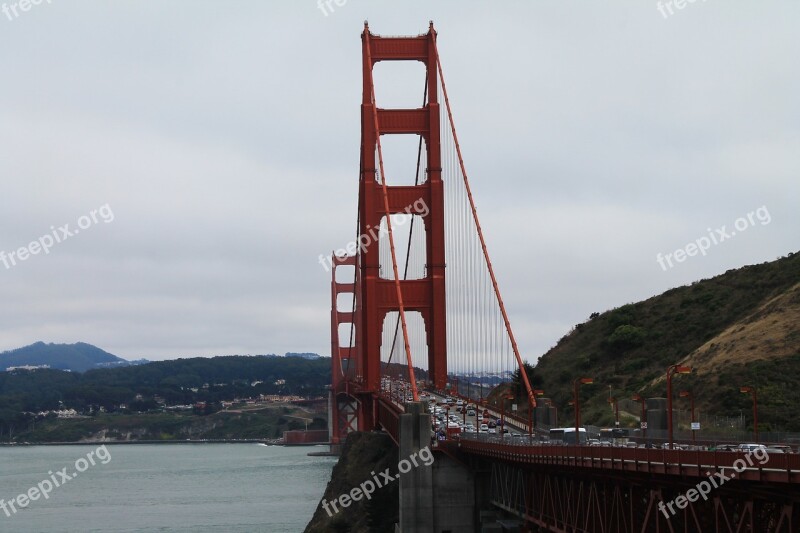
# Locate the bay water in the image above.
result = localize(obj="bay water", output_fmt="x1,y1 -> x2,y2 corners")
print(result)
0,443 -> 336,532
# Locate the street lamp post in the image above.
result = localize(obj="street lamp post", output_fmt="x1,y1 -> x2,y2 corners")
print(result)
501,394 -> 514,441
631,394 -> 646,441
531,389 -> 544,438
545,399 -> 558,428
573,378 -> 593,445
667,365 -> 692,449
740,386 -> 758,443
608,396 -> 620,427
679,391 -> 695,443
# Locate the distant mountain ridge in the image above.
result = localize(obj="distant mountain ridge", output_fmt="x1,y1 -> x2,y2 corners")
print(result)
0,342 -> 147,373
0,343 -> 326,373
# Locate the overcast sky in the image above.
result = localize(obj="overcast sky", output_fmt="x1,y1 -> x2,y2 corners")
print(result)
0,1 -> 797,362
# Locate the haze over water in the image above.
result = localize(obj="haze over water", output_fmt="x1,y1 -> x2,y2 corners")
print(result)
0,444 -> 335,532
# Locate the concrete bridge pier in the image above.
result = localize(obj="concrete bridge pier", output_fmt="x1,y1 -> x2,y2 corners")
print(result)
399,402 -> 434,532
398,402 -> 476,533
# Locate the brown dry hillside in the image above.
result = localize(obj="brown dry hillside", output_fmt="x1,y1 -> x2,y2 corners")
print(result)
531,252 -> 800,431
683,282 -> 800,373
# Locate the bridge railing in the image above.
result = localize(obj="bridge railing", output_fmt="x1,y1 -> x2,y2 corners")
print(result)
376,393 -> 405,443
456,434 -> 800,484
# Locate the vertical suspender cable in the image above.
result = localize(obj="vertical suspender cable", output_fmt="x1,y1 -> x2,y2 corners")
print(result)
433,39 -> 536,411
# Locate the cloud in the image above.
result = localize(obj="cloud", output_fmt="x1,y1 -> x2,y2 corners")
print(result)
0,1 -> 798,363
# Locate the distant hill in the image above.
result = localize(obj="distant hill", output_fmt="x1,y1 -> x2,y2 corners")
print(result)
532,252 -> 800,431
0,342 -> 146,373
285,352 -> 323,360
0,354 -> 331,435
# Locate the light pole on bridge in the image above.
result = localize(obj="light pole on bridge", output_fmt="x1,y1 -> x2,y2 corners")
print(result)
631,394 -> 646,441
607,396 -> 619,427
679,390 -> 696,443
501,394 -> 514,442
573,377 -> 593,445
530,389 -> 544,439
740,386 -> 758,443
666,364 -> 692,449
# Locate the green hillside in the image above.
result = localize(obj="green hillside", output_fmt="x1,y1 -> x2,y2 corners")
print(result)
532,252 -> 800,431
0,354 -> 331,441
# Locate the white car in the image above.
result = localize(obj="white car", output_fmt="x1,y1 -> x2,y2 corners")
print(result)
738,443 -> 766,452
479,424 -> 489,432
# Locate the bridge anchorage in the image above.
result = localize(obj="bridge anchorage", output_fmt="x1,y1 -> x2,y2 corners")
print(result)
326,23 -> 800,533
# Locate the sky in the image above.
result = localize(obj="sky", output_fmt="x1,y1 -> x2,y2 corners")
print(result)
0,1 -> 797,362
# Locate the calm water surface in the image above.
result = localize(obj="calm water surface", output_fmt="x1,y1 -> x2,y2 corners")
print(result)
0,443 -> 336,532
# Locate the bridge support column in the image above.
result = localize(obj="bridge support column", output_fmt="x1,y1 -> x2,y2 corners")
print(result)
399,402 -> 434,532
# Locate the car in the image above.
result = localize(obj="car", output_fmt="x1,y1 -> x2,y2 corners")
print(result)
738,443 -> 766,452
765,447 -> 786,454
770,445 -> 794,454
587,439 -> 601,447
488,421 -> 496,428
488,428 -> 497,434
479,424 -> 489,432
467,409 -> 476,416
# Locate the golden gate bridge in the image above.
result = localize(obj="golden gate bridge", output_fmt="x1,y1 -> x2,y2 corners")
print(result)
324,22 -> 800,532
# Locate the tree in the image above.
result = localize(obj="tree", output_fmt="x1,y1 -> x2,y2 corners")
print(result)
607,325 -> 647,352
511,362 -> 538,401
